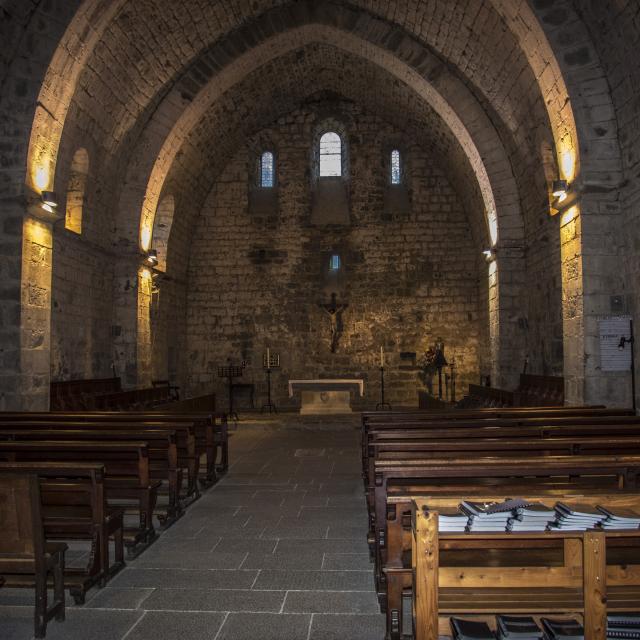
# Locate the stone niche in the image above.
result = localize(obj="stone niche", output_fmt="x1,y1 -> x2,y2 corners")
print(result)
184,100 -> 480,408
311,177 -> 350,225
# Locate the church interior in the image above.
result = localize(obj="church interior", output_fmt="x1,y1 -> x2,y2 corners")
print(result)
1,1 -> 640,639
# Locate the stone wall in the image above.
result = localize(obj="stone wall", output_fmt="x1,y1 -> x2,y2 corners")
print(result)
184,103 -> 480,409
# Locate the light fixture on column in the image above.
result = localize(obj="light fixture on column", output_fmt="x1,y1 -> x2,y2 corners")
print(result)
40,191 -> 59,214
483,248 -> 496,262
552,180 -> 568,202
142,249 -> 158,267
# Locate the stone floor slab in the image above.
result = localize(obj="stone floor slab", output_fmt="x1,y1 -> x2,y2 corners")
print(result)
253,570 -> 373,591
309,613 -> 386,639
283,590 -> 380,614
216,612 -> 311,640
142,588 -> 285,612
124,611 -> 225,640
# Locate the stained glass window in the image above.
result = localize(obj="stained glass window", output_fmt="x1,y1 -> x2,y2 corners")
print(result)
261,151 -> 274,187
330,254 -> 341,270
391,149 -> 401,185
320,132 -> 342,177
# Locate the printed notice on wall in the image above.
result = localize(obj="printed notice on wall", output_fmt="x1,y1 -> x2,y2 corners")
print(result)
599,316 -> 632,372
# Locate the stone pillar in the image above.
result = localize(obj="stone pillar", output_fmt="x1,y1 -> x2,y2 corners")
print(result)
112,252 -> 143,388
0,195 -> 55,411
562,194 -> 629,407
0,200 -> 29,410
488,245 -> 527,390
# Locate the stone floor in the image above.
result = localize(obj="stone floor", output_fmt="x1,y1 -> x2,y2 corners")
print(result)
0,414 -> 385,639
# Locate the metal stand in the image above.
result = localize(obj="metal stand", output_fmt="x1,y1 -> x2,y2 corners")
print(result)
450,359 -> 457,403
261,351 -> 280,414
217,365 -> 243,421
620,320 -> 636,413
261,368 -> 277,413
376,366 -> 391,411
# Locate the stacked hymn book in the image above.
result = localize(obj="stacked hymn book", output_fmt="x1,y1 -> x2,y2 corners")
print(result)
607,614 -> 640,639
433,500 -> 640,533
450,615 -> 640,640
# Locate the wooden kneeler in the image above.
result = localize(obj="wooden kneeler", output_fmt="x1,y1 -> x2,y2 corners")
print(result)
0,473 -> 67,638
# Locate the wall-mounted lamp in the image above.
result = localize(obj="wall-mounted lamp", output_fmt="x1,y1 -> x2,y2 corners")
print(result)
550,179 -> 582,215
28,190 -> 62,222
552,180 -> 568,202
483,248 -> 496,262
41,191 -> 59,209
142,249 -> 158,267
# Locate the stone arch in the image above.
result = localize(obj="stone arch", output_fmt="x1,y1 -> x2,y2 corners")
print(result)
65,148 -> 89,235
135,24 -> 502,255
14,0 -> 623,405
151,195 -> 175,273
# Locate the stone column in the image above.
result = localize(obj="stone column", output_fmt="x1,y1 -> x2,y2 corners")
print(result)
488,244 -> 527,390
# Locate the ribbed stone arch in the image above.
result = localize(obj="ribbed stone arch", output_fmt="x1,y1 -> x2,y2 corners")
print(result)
134,24 -> 504,254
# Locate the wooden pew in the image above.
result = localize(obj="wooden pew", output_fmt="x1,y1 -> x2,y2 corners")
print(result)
518,373 -> 565,406
0,461 -> 124,603
373,455 -> 640,553
366,434 -> 640,500
0,410 -> 227,484
0,441 -> 159,552
371,454 -> 640,636
0,472 -> 67,638
361,411 -> 639,473
466,383 -> 518,407
50,377 -> 121,411
0,428 -> 182,525
410,493 -> 640,640
0,418 -> 201,498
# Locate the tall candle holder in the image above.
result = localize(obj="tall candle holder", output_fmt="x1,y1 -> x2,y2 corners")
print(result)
376,347 -> 391,410
261,351 -> 280,414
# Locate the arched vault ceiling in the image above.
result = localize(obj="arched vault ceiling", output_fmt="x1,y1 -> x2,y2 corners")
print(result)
72,0 -> 549,149
159,42 -> 495,253
35,0 -> 559,206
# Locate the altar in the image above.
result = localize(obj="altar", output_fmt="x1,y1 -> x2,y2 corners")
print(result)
288,379 -> 365,415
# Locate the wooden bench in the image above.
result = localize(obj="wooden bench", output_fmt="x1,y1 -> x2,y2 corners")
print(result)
0,410 -> 227,484
0,418 -> 202,498
410,493 -> 640,640
0,461 -> 124,603
362,412 -> 640,476
0,441 -> 159,552
371,454 -> 640,637
0,472 -> 67,638
50,377 -> 121,411
366,433 -> 640,499
0,428 -> 182,526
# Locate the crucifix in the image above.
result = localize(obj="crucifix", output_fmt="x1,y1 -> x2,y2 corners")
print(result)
320,292 -> 348,353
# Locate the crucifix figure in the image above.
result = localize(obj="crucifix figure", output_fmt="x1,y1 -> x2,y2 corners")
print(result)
320,292 -> 348,353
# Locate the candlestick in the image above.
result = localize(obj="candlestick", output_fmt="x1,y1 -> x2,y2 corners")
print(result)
266,347 -> 270,368
380,346 -> 384,368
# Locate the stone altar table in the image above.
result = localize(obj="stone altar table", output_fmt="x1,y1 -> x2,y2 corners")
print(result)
288,379 -> 365,415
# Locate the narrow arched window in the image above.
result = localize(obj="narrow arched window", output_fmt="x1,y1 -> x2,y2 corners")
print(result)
260,151 -> 274,187
391,149 -> 401,185
319,132 -> 342,177
65,148 -> 89,234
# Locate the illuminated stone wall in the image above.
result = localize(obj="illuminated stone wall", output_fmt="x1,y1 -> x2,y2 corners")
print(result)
185,103 -> 480,408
